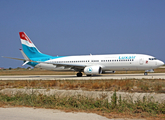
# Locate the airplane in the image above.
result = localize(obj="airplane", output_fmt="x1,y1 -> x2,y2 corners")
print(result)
3,32 -> 164,77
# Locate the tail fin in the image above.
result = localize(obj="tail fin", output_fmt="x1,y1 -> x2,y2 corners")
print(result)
19,32 -> 51,58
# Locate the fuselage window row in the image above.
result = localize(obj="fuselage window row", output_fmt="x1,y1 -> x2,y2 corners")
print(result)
101,59 -> 134,62
53,60 -> 90,63
50,59 -> 135,64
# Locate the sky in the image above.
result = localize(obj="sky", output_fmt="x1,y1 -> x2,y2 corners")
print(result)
0,0 -> 165,68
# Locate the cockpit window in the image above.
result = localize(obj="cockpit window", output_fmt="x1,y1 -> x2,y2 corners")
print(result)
149,58 -> 157,60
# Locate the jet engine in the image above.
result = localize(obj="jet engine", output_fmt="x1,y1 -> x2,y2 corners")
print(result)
84,66 -> 102,75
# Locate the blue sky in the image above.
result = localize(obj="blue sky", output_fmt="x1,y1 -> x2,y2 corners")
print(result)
0,0 -> 165,68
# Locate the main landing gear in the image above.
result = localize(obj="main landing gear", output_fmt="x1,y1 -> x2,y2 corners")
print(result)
76,72 -> 92,77
77,72 -> 82,77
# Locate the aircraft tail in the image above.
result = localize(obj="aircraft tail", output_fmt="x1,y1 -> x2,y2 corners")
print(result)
19,32 -> 51,58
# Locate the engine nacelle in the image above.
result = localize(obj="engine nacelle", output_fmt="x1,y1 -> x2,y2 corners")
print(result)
84,66 -> 102,75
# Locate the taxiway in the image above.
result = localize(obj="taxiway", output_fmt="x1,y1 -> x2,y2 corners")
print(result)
0,73 -> 165,80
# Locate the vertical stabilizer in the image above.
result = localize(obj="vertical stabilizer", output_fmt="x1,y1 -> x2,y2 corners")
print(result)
19,32 -> 51,58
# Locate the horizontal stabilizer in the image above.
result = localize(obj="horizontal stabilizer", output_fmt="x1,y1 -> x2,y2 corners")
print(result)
22,61 -> 29,66
2,56 -> 26,61
2,56 -> 36,63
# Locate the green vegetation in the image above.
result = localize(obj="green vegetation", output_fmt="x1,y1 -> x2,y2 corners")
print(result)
0,91 -> 164,119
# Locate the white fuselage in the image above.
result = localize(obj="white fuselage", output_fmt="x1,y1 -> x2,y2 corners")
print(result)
35,54 -> 164,72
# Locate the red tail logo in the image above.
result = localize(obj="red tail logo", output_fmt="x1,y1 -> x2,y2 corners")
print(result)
19,32 -> 32,43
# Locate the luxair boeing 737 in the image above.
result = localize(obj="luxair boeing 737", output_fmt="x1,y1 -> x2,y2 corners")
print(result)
3,32 -> 164,77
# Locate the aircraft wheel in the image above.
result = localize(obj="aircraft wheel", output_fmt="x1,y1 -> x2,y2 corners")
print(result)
77,72 -> 82,77
144,72 -> 148,75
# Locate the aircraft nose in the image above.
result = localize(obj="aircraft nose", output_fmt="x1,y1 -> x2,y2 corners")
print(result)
157,60 -> 164,66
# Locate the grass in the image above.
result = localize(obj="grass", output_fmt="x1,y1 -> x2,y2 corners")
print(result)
0,68 -> 165,119
0,79 -> 165,93
0,91 -> 164,119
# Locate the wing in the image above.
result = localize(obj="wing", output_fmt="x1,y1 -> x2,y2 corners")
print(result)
41,61 -> 86,71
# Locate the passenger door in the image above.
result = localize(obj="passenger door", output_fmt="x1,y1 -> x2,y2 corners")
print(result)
139,58 -> 144,65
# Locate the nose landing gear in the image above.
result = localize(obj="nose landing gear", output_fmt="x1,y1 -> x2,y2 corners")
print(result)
144,72 -> 148,75
144,69 -> 154,75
